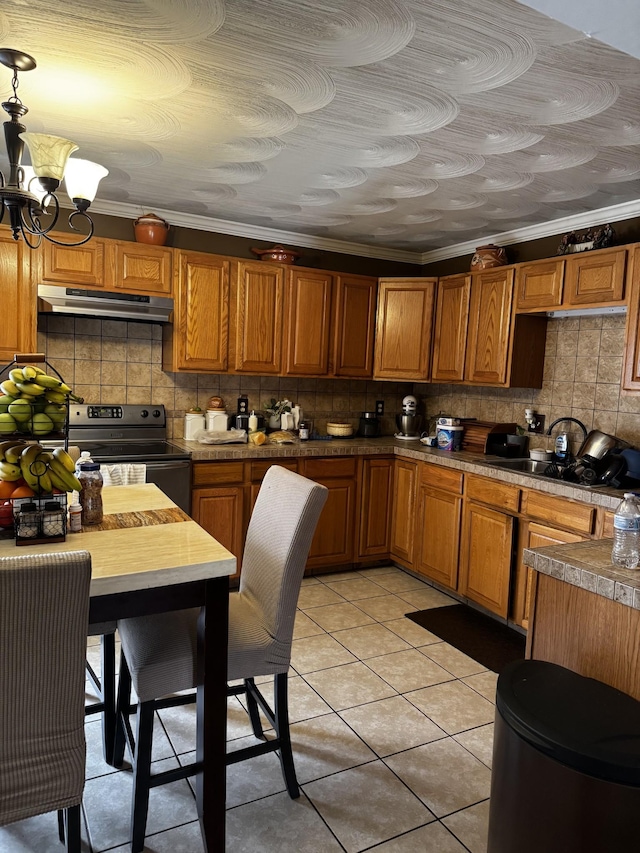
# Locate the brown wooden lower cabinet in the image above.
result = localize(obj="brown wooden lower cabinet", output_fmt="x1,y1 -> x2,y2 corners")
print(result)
390,458 -> 418,567
459,501 -> 514,618
415,465 -> 464,589
358,457 -> 393,558
191,485 -> 247,580
300,457 -> 357,572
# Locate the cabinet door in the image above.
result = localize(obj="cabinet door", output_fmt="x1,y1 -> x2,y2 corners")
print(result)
515,259 -> 564,311
431,274 -> 471,382
416,484 -> 462,589
622,246 -> 640,390
40,238 -> 108,288
0,232 -> 35,362
373,278 -> 436,380
390,458 -> 418,567
465,268 -> 514,386
564,248 -> 626,306
306,478 -> 356,569
284,268 -> 333,375
513,521 -> 584,630
111,242 -> 172,295
332,274 -> 377,377
232,261 -> 284,374
164,251 -> 229,372
459,501 -> 514,617
358,457 -> 393,558
191,486 -> 246,580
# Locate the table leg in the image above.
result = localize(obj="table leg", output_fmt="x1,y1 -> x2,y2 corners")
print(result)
196,576 -> 229,852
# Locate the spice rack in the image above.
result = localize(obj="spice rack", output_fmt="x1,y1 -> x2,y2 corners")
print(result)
13,493 -> 67,545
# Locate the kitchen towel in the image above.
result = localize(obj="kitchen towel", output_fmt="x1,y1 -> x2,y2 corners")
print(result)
100,463 -> 147,487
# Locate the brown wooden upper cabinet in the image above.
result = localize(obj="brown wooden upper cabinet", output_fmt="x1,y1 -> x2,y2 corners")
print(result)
163,251 -> 230,372
0,230 -> 36,363
39,236 -> 109,289
230,260 -> 285,374
111,242 -> 173,295
431,273 -> 471,382
622,244 -> 640,391
373,277 -> 436,380
332,273 -> 377,377
516,247 -> 627,312
284,267 -> 333,375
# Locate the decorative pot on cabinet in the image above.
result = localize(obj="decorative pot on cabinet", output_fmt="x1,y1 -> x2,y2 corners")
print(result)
470,244 -> 508,271
134,213 -> 170,246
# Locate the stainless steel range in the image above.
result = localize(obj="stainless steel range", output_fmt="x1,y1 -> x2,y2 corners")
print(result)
66,404 -> 192,513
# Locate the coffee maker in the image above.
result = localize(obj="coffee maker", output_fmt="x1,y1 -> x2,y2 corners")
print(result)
395,395 -> 422,440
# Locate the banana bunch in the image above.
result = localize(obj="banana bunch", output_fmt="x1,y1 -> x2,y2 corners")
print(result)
0,364 -> 84,437
0,440 -> 82,494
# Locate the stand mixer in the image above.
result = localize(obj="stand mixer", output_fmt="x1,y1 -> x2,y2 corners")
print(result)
395,395 -> 422,440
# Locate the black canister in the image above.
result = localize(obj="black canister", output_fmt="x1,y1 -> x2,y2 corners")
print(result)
358,412 -> 380,437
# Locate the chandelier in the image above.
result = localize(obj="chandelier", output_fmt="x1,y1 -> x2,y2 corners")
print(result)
0,48 -> 108,248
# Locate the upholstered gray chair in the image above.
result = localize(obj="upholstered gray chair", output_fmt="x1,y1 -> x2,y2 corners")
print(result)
115,465 -> 328,853
0,550 -> 92,853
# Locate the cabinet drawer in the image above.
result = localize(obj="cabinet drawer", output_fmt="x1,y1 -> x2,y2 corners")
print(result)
522,490 -> 596,535
250,460 -> 298,482
301,457 -> 357,479
465,474 -> 520,512
421,463 -> 463,494
192,461 -> 245,486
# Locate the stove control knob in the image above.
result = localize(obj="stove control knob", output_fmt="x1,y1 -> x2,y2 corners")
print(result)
152,409 -> 161,418
140,409 -> 149,418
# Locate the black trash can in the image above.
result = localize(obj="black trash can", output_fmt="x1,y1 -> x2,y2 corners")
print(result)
488,660 -> 640,853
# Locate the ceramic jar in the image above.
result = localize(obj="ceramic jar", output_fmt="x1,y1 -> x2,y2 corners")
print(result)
470,244 -> 508,271
251,245 -> 300,264
134,213 -> 170,246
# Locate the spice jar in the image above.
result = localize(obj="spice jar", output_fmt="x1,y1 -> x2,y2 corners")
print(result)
42,501 -> 65,538
78,461 -> 104,525
16,502 -> 40,539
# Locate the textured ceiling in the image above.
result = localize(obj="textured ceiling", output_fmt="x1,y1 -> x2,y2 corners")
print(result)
1,0 -> 639,258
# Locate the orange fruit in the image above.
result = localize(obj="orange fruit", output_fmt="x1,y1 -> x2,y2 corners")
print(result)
10,484 -> 35,499
0,480 -> 15,499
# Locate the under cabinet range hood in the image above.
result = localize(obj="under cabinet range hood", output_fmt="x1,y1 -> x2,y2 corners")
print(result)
37,285 -> 173,324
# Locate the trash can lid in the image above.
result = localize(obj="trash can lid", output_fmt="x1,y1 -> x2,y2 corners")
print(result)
496,660 -> 640,786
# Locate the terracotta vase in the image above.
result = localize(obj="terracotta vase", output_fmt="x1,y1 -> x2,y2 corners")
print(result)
134,213 -> 170,246
470,244 -> 508,271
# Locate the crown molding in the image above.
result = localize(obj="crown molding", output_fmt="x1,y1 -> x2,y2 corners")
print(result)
86,196 -> 640,267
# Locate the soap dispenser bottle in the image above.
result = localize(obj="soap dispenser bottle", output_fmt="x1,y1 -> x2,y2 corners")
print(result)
554,431 -> 569,462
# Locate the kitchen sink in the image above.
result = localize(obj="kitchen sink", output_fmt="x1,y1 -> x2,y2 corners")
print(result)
483,458 -> 562,476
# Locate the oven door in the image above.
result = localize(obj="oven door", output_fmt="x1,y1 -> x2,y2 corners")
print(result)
142,459 -> 192,515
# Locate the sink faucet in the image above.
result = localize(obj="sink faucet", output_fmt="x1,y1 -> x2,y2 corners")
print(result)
545,417 -> 588,442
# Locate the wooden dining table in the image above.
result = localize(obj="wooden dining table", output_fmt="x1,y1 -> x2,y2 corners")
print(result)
0,483 -> 236,853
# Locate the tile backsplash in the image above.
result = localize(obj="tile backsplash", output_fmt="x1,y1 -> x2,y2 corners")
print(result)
416,314 -> 640,454
35,316 -> 412,438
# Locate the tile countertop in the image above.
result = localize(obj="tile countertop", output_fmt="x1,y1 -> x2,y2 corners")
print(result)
523,539 -> 640,612
172,435 -> 626,511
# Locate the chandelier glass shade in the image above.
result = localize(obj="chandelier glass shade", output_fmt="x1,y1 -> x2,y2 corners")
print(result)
0,48 -> 108,248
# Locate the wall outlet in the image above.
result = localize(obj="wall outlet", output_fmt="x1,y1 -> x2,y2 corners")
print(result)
528,414 -> 545,434
376,400 -> 384,416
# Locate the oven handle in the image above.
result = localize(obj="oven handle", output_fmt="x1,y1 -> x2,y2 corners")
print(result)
138,459 -> 191,471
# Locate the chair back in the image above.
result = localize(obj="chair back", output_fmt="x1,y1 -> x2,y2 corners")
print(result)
0,550 -> 91,826
239,466 -> 327,651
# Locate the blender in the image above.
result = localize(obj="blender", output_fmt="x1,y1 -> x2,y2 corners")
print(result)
395,395 -> 422,440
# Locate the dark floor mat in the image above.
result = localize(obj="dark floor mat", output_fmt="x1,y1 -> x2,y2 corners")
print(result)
406,604 -> 525,673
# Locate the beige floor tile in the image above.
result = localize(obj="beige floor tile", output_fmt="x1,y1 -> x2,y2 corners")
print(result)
226,736 -> 287,807
303,662 -> 396,711
304,760 -> 435,853
454,723 -> 494,768
374,821 -> 471,852
365,649 -> 455,693
291,713 -> 377,783
297,585 -> 346,609
383,618 -> 443,647
385,738 -> 491,818
339,695 -> 446,757
370,572 -> 431,594
355,594 -> 417,621
419,641 -> 487,678
399,587 -> 457,609
292,610 -> 325,640
324,576 -> 389,600
356,565 -> 401,577
304,602 -> 376,632
330,623 -> 411,659
407,680 -> 495,735
257,674 -> 333,724
442,799 -> 490,853
462,670 -> 499,702
226,791 -> 344,853
291,633 -> 357,674
300,575 -> 321,586
320,570 -> 362,582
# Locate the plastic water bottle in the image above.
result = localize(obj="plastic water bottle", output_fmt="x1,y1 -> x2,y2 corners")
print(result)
612,493 -> 640,569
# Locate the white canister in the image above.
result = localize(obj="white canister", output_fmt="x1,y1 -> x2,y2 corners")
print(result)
436,425 -> 464,451
205,410 -> 228,432
184,412 -> 205,440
